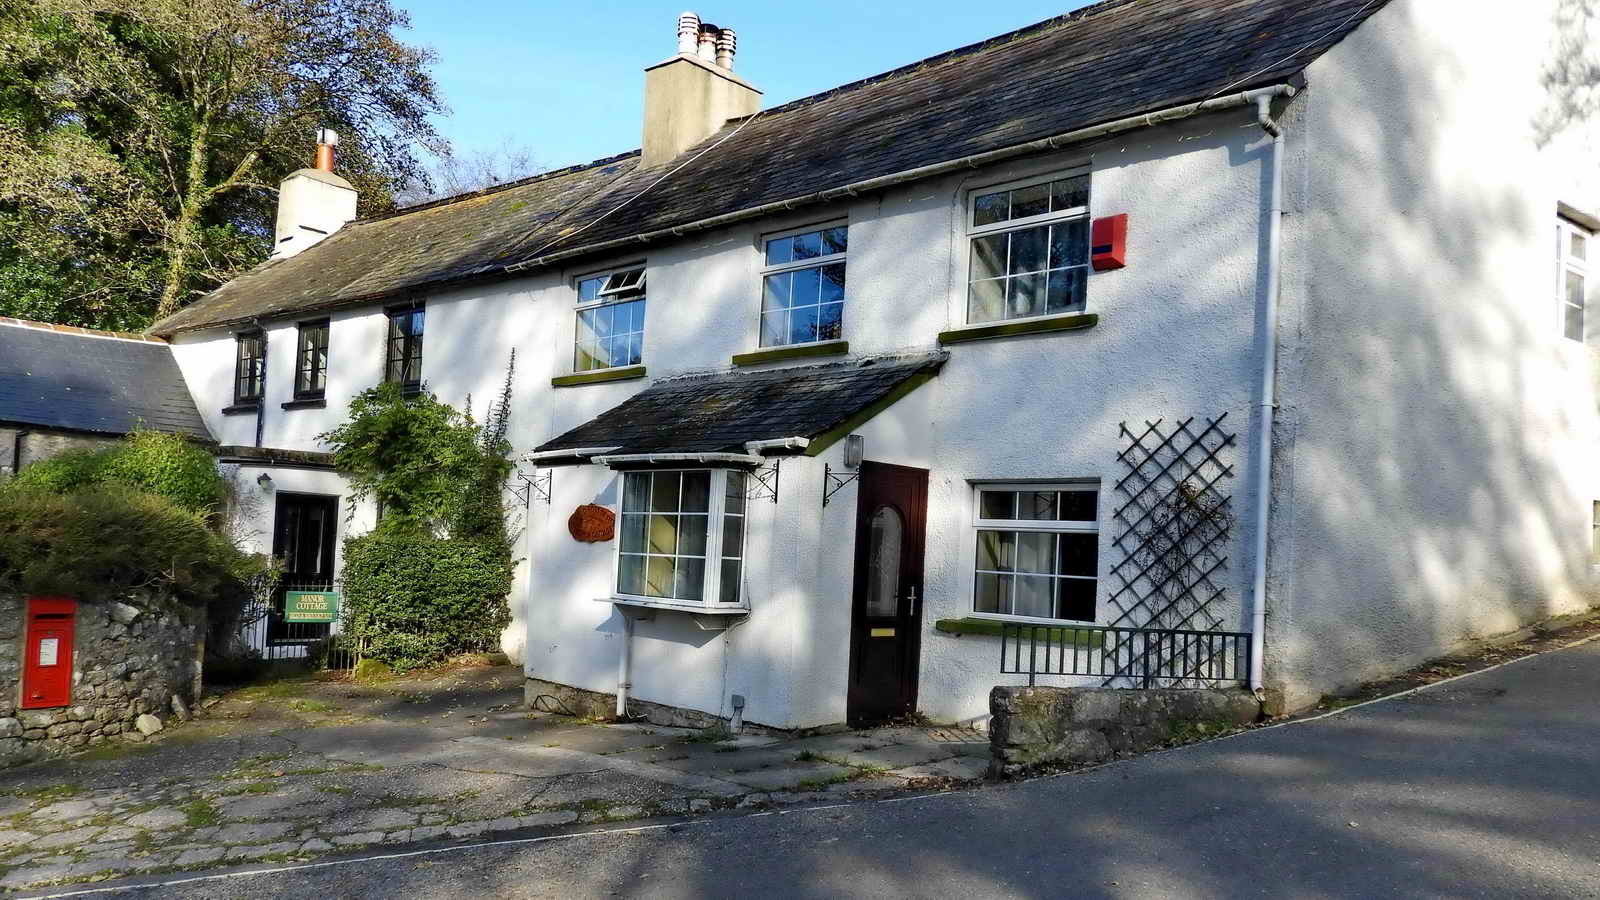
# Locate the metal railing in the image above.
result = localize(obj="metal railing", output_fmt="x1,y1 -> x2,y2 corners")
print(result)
1000,622 -> 1250,688
236,581 -> 357,672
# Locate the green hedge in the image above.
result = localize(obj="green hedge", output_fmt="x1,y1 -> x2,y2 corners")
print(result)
11,431 -> 224,515
341,531 -> 514,671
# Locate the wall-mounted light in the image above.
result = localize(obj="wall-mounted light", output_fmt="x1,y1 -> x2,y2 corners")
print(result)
843,434 -> 865,470
256,472 -> 273,488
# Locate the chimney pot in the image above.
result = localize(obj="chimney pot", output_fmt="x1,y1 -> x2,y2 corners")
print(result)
696,25 -> 717,62
313,128 -> 339,172
715,28 -> 736,70
677,11 -> 700,55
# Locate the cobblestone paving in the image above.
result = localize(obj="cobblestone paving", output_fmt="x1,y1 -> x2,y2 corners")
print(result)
0,667 -> 987,893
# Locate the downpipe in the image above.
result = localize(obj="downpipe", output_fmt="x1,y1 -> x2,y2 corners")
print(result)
1248,93 -> 1287,695
617,612 -> 634,718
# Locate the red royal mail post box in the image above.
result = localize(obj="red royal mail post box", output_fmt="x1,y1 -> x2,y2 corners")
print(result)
22,596 -> 75,709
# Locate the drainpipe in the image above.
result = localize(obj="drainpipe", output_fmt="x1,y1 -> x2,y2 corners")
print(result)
253,321 -> 268,449
1248,93 -> 1287,695
10,429 -> 27,477
616,612 -> 635,718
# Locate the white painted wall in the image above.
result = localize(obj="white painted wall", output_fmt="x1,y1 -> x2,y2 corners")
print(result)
1267,0 -> 1600,710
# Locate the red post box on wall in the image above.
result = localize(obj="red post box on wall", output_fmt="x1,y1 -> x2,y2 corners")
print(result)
22,596 -> 75,709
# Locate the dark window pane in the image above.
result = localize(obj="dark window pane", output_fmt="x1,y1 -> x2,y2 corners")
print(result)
623,473 -> 650,512
1047,268 -> 1088,314
968,279 -> 1005,324
1017,491 -> 1058,520
1566,304 -> 1585,342
1052,175 -> 1089,211
675,558 -> 705,601
619,555 -> 646,595
976,530 -> 1014,571
1012,183 -> 1050,219
681,471 -> 711,513
971,234 -> 1008,282
792,230 -> 822,260
1007,272 -> 1048,319
720,559 -> 742,604
819,263 -> 846,302
722,514 -> 744,557
1014,575 -> 1054,618
678,515 -> 708,557
823,226 -> 848,255
651,472 -> 680,512
1058,489 -> 1098,522
621,513 -> 646,553
1009,225 -> 1048,275
791,266 -> 821,305
980,491 -> 1015,520
817,303 -> 844,341
1056,578 -> 1096,621
790,305 -> 821,345
1049,218 -> 1089,269
1058,533 -> 1099,577
724,472 -> 747,516
973,190 -> 1009,226
765,235 -> 793,266
974,572 -> 1009,614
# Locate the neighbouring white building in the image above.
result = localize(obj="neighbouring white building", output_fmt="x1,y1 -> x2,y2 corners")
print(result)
141,0 -> 1600,727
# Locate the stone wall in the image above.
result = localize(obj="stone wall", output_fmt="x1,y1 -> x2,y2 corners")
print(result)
2,591 -> 204,768
525,677 -> 728,730
0,427 -> 121,480
989,686 -> 1261,778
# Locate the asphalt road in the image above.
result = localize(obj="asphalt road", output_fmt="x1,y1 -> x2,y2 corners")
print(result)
29,640 -> 1600,899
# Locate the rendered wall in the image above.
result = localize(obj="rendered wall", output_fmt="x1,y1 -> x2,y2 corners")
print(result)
1267,0 -> 1600,710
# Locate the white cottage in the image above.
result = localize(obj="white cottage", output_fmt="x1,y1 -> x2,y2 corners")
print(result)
150,0 -> 1600,727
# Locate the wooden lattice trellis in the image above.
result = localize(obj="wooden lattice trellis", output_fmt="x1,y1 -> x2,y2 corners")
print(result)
1105,414 -> 1238,687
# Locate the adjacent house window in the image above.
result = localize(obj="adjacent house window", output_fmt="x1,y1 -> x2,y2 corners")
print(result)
294,320 -> 329,398
760,224 -> 847,347
1559,217 -> 1591,343
385,306 -> 424,388
233,331 -> 265,404
575,267 -> 646,372
617,469 -> 748,605
972,483 -> 1099,622
966,173 -> 1090,324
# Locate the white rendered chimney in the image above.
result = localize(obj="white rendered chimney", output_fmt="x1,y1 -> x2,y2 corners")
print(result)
272,129 -> 357,260
642,13 -> 761,168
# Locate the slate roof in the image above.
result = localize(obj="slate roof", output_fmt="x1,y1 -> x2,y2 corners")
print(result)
0,319 -> 211,440
151,0 -> 1391,336
533,354 -> 948,457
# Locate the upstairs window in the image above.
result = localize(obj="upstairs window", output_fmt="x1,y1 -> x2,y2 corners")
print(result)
972,483 -> 1099,622
617,469 -> 748,606
1559,217 -> 1591,343
761,225 -> 847,347
294,320 -> 329,398
575,267 -> 646,372
385,306 -> 424,388
233,331 -> 265,404
966,173 -> 1090,325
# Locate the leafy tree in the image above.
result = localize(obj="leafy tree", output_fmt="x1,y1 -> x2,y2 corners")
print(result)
0,0 -> 445,329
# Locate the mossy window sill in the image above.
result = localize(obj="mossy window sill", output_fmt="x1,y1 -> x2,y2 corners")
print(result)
934,617 -> 1103,646
552,365 -> 647,388
220,402 -> 260,416
938,313 -> 1098,346
731,341 -> 848,367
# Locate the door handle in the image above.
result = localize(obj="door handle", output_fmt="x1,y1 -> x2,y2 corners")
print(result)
906,586 -> 918,619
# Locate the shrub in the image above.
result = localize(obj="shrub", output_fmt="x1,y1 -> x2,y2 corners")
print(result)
10,430 -> 224,515
340,530 -> 513,671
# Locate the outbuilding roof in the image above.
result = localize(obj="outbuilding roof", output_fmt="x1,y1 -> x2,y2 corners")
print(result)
532,353 -> 948,459
0,319 -> 212,440
151,0 -> 1390,336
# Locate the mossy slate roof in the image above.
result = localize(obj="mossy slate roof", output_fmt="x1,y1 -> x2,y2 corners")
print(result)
534,354 -> 947,456
151,0 -> 1390,336
0,321 -> 211,439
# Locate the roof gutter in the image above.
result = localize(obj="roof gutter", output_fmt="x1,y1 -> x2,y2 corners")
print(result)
591,452 -> 765,468
743,437 -> 810,456
506,85 -> 1298,274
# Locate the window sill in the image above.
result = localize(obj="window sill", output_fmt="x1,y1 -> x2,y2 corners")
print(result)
220,402 -> 261,416
934,617 -> 1102,645
731,340 -> 849,367
553,365 -> 647,388
280,397 -> 327,411
601,596 -> 749,629
937,313 -> 1098,346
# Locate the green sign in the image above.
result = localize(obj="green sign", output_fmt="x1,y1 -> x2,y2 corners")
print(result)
284,590 -> 339,623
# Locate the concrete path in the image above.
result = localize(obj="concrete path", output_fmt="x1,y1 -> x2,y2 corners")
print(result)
26,637 -> 1600,899
0,667 -> 986,893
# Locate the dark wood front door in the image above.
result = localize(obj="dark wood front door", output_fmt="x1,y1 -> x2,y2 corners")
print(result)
846,462 -> 929,727
269,493 -> 338,642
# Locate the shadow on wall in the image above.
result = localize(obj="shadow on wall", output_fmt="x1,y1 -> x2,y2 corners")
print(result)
1267,0 -> 1600,704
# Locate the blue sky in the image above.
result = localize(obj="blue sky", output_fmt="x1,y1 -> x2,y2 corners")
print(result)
397,1 -> 1092,171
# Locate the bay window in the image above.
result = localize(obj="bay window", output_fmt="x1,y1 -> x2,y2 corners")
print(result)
617,469 -> 747,606
972,483 -> 1099,622
966,173 -> 1090,324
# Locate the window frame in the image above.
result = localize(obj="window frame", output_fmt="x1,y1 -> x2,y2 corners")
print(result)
962,170 -> 1092,327
612,468 -> 749,609
573,264 -> 648,374
232,330 -> 266,405
967,481 -> 1101,625
293,319 -> 330,399
1558,216 -> 1591,344
758,221 -> 849,348
384,304 -> 425,390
